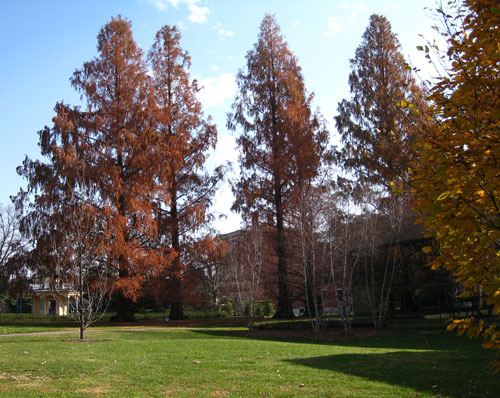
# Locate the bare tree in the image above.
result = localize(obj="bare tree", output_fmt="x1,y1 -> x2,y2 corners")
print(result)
224,223 -> 266,330
289,182 -> 329,332
353,195 -> 408,329
0,205 -> 20,268
50,187 -> 111,340
0,204 -> 27,311
324,198 -> 363,334
198,238 -> 228,311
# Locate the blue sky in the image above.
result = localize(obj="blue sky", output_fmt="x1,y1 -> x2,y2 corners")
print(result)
0,0 -> 438,233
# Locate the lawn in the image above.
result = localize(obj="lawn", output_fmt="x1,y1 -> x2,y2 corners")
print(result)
0,321 -> 499,397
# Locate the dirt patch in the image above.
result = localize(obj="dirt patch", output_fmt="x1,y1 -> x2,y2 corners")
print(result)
75,386 -> 110,396
0,372 -> 49,383
211,391 -> 230,397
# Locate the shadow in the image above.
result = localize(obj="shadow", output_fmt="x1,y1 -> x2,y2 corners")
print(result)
285,351 -> 500,398
0,320 -> 75,328
192,326 -> 466,352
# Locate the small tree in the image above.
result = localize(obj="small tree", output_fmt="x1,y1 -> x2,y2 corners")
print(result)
324,196 -> 362,334
50,185 -> 111,340
0,204 -> 27,312
289,181 -> 329,331
226,223 -> 266,331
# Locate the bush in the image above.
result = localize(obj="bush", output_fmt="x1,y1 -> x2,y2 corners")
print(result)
262,301 -> 274,317
225,301 -> 234,317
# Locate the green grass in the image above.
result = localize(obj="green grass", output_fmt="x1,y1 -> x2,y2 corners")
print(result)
0,322 -> 499,397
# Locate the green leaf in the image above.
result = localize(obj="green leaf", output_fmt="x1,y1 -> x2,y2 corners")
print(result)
416,45 -> 424,51
491,7 -> 500,14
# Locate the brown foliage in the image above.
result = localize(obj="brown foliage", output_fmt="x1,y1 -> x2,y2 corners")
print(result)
148,25 -> 223,319
228,14 -> 328,318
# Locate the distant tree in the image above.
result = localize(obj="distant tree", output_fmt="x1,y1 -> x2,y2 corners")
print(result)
323,194 -> 362,334
15,17 -> 163,322
228,14 -> 328,318
148,25 -> 223,320
335,13 -> 426,198
0,204 -> 27,311
289,180 -> 329,330
225,222 -> 266,329
197,238 -> 227,311
412,0 -> 500,372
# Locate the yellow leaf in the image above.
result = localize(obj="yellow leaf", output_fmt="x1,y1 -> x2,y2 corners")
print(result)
437,191 -> 450,200
422,246 -> 433,253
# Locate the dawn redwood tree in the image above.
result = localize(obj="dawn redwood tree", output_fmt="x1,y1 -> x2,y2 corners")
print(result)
228,14 -> 328,318
148,26 -> 223,320
335,14 -> 426,328
335,13 -> 426,198
412,0 -> 500,372
16,17 -> 164,322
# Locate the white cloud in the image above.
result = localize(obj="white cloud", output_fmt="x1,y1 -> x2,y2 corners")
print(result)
213,22 -> 234,38
356,3 -> 368,11
209,64 -> 219,72
326,17 -> 344,35
218,28 -> 234,38
214,133 -> 238,164
293,20 -> 303,28
187,4 -> 209,23
206,132 -> 241,234
211,180 -> 242,234
339,3 -> 349,9
197,73 -> 236,107
145,0 -> 210,24
146,0 -> 199,11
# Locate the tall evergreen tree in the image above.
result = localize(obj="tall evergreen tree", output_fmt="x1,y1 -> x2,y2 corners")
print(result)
16,17 -> 163,322
148,26 -> 222,320
335,14 -> 427,327
335,14 -> 425,198
228,14 -> 328,318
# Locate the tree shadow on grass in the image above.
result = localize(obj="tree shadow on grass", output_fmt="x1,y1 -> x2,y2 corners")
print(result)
193,327 -> 469,352
193,328 -> 500,397
285,350 -> 500,398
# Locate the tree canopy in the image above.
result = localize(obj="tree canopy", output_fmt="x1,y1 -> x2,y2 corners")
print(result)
336,13 -> 426,199
412,0 -> 500,372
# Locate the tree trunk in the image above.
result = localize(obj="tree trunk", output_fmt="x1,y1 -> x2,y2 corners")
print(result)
169,300 -> 184,320
168,188 -> 184,320
111,290 -> 137,322
273,192 -> 294,319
